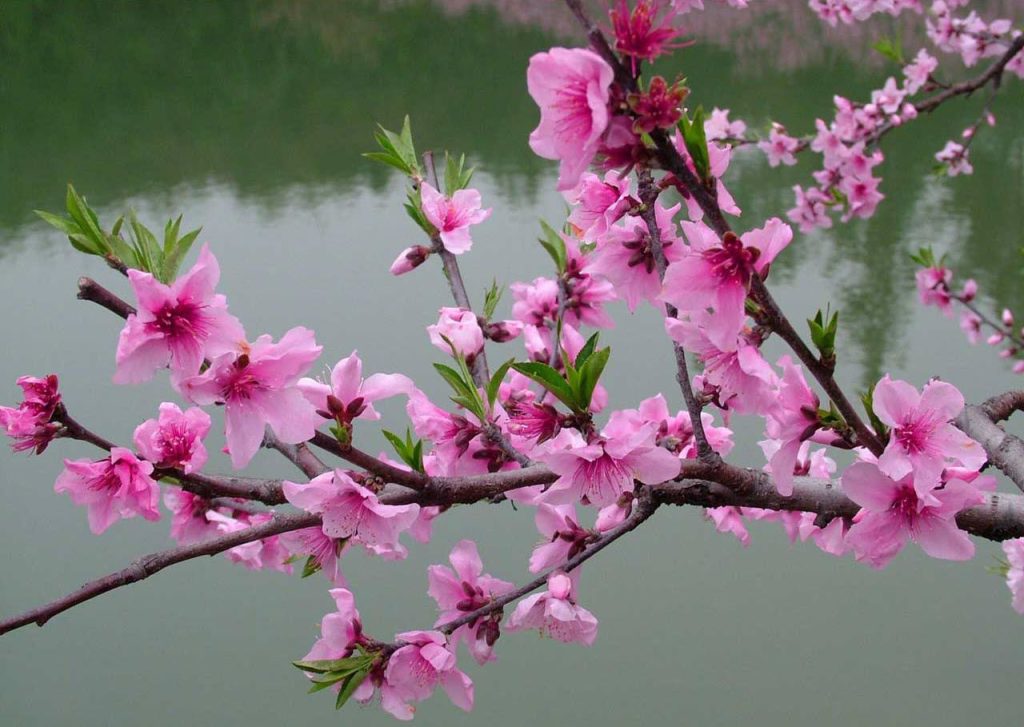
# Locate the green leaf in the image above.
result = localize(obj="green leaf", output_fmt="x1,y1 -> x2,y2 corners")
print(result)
293,657 -> 369,674
363,151 -> 414,175
162,225 -> 201,282
512,362 -> 578,411
576,346 -> 610,411
444,152 -> 475,195
434,363 -> 475,400
483,279 -> 502,320
574,333 -> 600,369
538,220 -> 567,274
34,209 -> 82,237
872,36 -> 904,64
487,358 -> 515,408
336,668 -> 370,710
300,555 -> 322,579
678,106 -> 711,182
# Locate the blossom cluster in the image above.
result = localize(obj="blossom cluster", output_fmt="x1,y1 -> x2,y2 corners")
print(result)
4,0 -> 1024,721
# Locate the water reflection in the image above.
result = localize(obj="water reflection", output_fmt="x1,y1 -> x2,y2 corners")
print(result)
1,2 -> 1024,725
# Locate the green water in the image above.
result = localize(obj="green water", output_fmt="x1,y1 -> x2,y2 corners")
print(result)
1,1 -> 1022,724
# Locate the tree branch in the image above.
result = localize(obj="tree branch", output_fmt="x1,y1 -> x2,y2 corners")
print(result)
263,430 -> 328,479
956,402 -> 1024,494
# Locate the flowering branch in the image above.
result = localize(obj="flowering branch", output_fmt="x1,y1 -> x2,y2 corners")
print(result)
637,169 -> 717,463
0,511 -> 319,636
263,430 -> 329,479
437,489 -> 659,635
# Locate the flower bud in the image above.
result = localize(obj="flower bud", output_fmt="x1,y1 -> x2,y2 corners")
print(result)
389,245 -> 431,276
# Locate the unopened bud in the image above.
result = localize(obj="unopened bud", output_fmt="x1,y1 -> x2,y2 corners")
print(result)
389,245 -> 431,276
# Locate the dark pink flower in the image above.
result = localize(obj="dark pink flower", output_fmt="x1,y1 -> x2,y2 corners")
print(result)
133,402 -> 211,474
114,245 -> 245,385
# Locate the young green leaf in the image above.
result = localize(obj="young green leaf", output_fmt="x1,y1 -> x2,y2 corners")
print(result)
487,358 -> 515,408
538,220 -> 567,274
512,362 -> 578,411
678,106 -> 711,182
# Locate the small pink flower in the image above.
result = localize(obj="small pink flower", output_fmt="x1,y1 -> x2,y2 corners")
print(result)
303,588 -> 365,662
133,402 -> 211,474
903,49 -> 937,94
586,202 -> 683,312
1002,538 -> 1024,614
283,470 -> 420,552
164,488 -> 225,545
420,183 -> 491,255
506,571 -> 598,645
539,422 -> 680,507
298,350 -> 413,426
567,171 -> 635,242
181,327 -> 322,469
758,126 -> 800,167
530,503 -> 593,572
114,245 -> 245,385
428,540 -> 514,664
915,266 -> 953,316
0,374 -> 61,454
873,375 -> 986,494
843,461 -> 982,569
205,510 -> 293,573
705,507 -> 750,547
369,630 -> 473,720
55,447 -> 161,534
763,356 -> 820,496
527,47 -> 614,191
280,526 -> 347,585
427,307 -> 485,361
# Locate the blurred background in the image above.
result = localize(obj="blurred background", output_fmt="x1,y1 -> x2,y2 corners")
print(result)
1,1 -> 1022,724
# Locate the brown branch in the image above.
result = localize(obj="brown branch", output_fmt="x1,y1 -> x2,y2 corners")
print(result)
638,169 -> 719,463
77,277 -> 134,319
439,488 -> 659,635
0,511 -> 320,636
978,390 -> 1024,424
263,430 -> 328,479
956,402 -> 1024,494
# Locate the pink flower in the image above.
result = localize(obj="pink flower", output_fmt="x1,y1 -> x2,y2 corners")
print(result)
915,266 -> 953,316
843,461 -> 982,569
114,245 -> 245,385
935,140 -> 973,176
181,327 -> 322,469
55,447 -> 161,534
904,49 -> 937,94
283,470 -> 420,552
428,540 -> 514,664
540,420 -> 680,507
705,507 -> 750,547
763,356 -> 820,496
704,107 -> 747,142
1002,538 -> 1024,614
506,571 -> 598,645
960,311 -> 982,344
0,374 -> 61,454
665,314 -> 778,415
530,503 -> 593,572
610,0 -> 683,70
303,588 -> 365,662
586,202 -> 683,311
427,307 -> 485,361
280,526 -> 348,585
133,402 -> 211,474
298,350 -> 413,427
660,219 -> 792,349
873,375 -> 986,494
527,47 -> 614,191
567,171 -> 635,242
164,488 -> 224,545
370,631 -> 473,720
758,126 -> 800,167
635,393 -> 734,458
205,510 -> 293,573
420,182 -> 491,255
